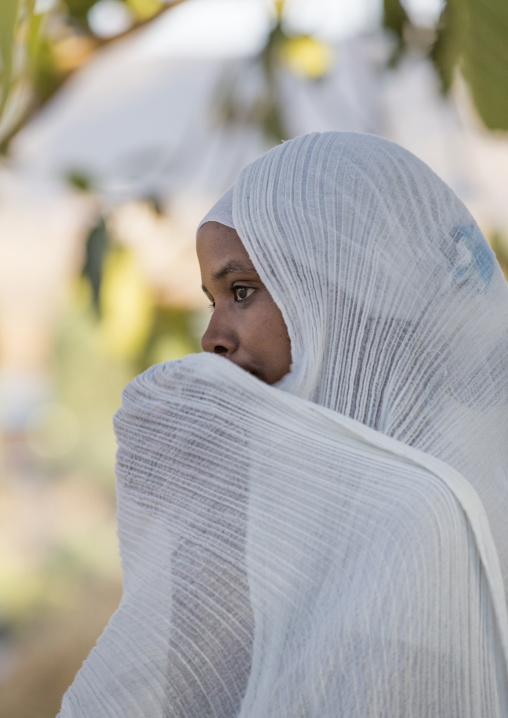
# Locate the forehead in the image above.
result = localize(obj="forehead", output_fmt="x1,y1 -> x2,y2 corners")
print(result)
196,221 -> 254,275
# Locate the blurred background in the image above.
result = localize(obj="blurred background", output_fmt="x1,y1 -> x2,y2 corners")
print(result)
0,0 -> 507,714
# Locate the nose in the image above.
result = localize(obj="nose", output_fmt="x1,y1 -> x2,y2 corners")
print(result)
201,309 -> 238,356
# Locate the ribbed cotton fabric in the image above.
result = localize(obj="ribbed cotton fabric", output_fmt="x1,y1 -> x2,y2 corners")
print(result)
197,184 -> 235,232
59,132 -> 508,717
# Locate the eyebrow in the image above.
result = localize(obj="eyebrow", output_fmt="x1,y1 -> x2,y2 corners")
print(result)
201,260 -> 258,294
213,260 -> 257,281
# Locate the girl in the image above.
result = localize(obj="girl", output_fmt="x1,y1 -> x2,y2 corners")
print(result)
60,132 -> 508,716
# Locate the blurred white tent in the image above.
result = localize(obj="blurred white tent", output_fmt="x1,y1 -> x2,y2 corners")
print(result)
10,1 -> 384,200
7,0 -> 508,225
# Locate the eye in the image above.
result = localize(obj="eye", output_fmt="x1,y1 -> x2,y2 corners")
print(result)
233,286 -> 255,302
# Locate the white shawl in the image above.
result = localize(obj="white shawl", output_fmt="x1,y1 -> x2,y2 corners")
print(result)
59,132 -> 508,717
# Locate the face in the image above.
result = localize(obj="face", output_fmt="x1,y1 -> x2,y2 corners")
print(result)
197,221 -> 291,385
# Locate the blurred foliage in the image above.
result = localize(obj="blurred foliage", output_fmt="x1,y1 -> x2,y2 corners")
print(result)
383,0 -> 411,66
0,0 -> 187,149
219,0 -> 508,145
82,216 -> 109,315
280,35 -> 335,79
0,0 -> 49,140
0,576 -> 121,718
0,217 -> 201,716
432,0 -> 508,130
385,0 -> 508,131
1,0 -> 508,149
78,241 -> 201,367
259,3 -> 335,140
98,247 -> 154,359
0,0 -> 20,115
215,2 -> 335,144
490,233 -> 508,278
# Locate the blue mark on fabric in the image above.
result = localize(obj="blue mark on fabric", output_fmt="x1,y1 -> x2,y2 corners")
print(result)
450,224 -> 495,293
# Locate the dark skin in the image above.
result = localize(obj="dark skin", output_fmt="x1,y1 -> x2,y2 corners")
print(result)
197,221 -> 292,385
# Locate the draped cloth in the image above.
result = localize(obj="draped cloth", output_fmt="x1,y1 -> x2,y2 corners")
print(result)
59,132 -> 508,716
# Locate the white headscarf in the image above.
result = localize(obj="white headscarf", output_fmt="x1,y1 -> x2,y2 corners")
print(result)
59,132 -> 508,717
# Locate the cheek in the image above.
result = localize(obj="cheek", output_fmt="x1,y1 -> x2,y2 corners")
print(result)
250,297 -> 291,359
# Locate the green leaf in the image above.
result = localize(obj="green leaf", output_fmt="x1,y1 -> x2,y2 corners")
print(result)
383,0 -> 410,66
490,232 -> 508,278
0,0 -> 20,114
431,0 -> 461,92
462,0 -> 508,130
126,0 -> 162,21
82,217 -> 110,316
66,0 -> 99,27
432,0 -> 508,130
66,170 -> 94,192
383,0 -> 410,38
27,4 -> 44,69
